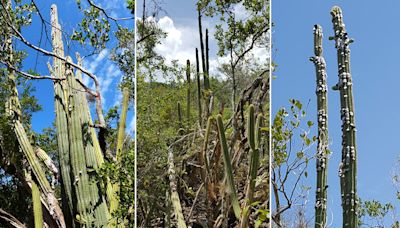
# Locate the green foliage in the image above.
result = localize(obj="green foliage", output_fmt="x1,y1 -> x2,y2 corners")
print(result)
72,3 -> 110,50
197,0 -> 269,59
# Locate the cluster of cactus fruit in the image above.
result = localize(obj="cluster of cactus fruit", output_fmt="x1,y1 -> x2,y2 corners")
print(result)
311,6 -> 358,228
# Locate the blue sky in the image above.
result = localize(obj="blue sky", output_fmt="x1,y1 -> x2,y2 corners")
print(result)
15,0 -> 133,134
273,0 -> 400,226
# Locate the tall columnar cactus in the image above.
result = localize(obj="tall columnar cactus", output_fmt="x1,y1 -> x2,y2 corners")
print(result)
50,5 -> 73,223
75,53 -> 117,217
198,10 -> 207,88
205,29 -> 210,82
330,6 -> 358,228
195,48 -> 202,128
240,105 -> 262,228
186,60 -> 191,125
51,5 -> 110,226
310,24 -> 329,228
216,115 -> 241,219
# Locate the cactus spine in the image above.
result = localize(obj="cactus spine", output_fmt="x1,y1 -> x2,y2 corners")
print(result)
310,24 -> 329,228
32,181 -> 43,228
240,105 -> 262,228
330,6 -> 358,227
216,114 -> 241,219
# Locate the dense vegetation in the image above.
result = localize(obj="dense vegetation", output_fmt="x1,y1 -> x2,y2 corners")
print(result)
137,0 -> 270,227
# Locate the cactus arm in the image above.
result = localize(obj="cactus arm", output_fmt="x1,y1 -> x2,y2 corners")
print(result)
330,6 -> 358,228
310,24 -> 329,228
216,114 -> 241,219
167,147 -> 187,228
32,181 -> 44,228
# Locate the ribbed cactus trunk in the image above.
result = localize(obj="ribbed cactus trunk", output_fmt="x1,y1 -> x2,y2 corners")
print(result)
310,24 -> 329,228
330,6 -> 358,228
51,5 -> 110,226
50,5 -> 74,224
75,54 -> 117,219
65,56 -> 110,226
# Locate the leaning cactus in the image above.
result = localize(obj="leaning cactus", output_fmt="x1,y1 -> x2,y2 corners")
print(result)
216,114 -> 241,219
240,105 -> 262,228
310,24 -> 330,228
32,181 -> 43,228
330,6 -> 358,228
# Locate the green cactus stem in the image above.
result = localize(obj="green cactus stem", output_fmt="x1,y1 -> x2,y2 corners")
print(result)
216,114 -> 241,219
186,60 -> 191,126
75,53 -> 117,217
310,24 -> 330,228
195,48 -> 202,128
205,29 -> 210,82
330,6 -> 358,228
50,5 -> 74,223
198,10 -> 207,88
32,181 -> 43,228
65,56 -> 110,226
240,106 -> 261,228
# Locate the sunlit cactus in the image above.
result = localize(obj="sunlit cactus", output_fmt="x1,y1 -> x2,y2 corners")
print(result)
310,24 -> 329,228
330,6 -> 358,228
240,105 -> 262,228
216,114 -> 241,219
32,181 -> 43,228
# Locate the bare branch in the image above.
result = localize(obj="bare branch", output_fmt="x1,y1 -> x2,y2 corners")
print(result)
0,209 -> 26,228
0,60 -> 64,81
86,0 -> 134,21
0,2 -> 106,128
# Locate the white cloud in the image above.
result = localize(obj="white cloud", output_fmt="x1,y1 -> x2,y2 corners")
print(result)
155,16 -> 199,66
153,16 -> 269,82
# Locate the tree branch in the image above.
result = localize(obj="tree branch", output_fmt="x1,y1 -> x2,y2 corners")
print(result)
86,0 -> 134,21
0,2 -> 106,128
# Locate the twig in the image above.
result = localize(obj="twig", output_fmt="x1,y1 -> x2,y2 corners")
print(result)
186,183 -> 204,223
